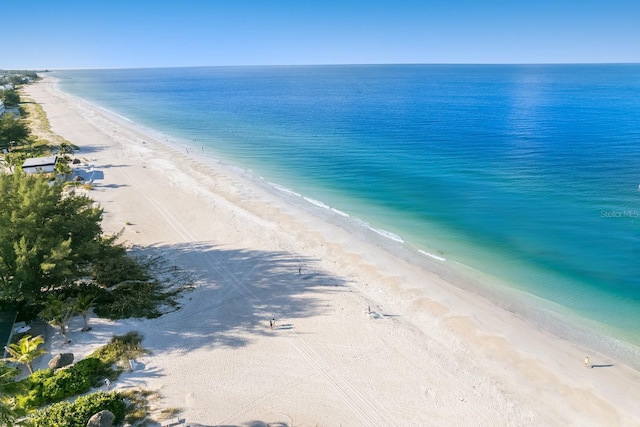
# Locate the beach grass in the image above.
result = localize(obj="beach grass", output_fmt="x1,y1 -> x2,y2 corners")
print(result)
19,90 -> 75,150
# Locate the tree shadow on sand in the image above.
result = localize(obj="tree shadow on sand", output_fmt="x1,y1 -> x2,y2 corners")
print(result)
128,241 -> 350,355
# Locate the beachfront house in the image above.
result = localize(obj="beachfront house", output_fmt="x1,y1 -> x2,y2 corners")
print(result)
22,155 -> 58,175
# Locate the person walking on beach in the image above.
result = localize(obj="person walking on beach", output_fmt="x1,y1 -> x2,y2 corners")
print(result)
269,319 -> 273,329
584,356 -> 590,368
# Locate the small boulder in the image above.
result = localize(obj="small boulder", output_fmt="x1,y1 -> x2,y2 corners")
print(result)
48,353 -> 74,370
86,410 -> 115,427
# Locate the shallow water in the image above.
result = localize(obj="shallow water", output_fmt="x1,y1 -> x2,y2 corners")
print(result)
56,65 -> 640,352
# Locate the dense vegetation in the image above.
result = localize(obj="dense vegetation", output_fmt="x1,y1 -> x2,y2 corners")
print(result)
0,173 -> 103,301
0,113 -> 30,150
2,332 -> 152,426
0,172 -> 192,320
15,332 -> 146,411
0,70 -> 38,87
0,72 -> 192,425
0,79 -> 192,317
24,391 -> 126,427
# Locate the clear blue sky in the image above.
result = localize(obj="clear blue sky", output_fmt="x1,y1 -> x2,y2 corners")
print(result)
3,0 -> 639,69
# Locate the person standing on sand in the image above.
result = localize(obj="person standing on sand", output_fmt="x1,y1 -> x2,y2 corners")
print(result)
584,356 -> 590,368
269,319 -> 273,329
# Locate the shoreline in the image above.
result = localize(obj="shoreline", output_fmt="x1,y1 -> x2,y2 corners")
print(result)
54,69 -> 640,354
24,77 -> 640,425
56,74 -> 640,361
54,70 -> 640,357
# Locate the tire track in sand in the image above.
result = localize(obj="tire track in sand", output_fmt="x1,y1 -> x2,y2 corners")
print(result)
118,165 -> 394,426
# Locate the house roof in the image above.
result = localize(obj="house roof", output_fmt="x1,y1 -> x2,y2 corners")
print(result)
22,156 -> 59,175
22,156 -> 58,168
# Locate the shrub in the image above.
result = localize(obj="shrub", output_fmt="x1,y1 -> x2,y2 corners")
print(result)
71,357 -> 107,386
94,281 -> 168,319
92,242 -> 148,288
24,391 -> 126,427
92,252 -> 194,320
18,358 -> 111,409
15,369 -> 52,410
90,331 -> 148,368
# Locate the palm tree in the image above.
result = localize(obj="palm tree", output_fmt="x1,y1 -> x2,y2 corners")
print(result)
75,293 -> 96,332
56,142 -> 76,174
55,161 -> 73,180
57,142 -> 75,156
0,361 -> 25,426
39,296 -> 75,344
4,335 -> 46,374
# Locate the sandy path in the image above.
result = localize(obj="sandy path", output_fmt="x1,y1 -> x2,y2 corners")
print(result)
24,77 -> 640,426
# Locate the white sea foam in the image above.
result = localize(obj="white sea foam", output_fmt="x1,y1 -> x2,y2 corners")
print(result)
369,226 -> 404,243
270,182 -> 349,218
271,182 -> 302,198
304,197 -> 331,210
331,208 -> 350,217
99,105 -> 133,122
419,249 -> 447,261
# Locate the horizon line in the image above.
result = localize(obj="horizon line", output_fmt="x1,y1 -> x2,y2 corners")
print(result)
6,61 -> 640,72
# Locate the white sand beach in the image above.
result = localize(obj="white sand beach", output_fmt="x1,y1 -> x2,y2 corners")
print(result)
23,77 -> 640,426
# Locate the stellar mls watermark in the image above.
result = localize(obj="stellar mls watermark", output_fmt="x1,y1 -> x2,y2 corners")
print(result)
600,209 -> 639,218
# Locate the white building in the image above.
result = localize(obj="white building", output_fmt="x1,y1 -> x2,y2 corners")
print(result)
22,156 -> 58,174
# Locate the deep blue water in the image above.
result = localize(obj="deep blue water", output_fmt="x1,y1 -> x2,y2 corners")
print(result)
55,64 -> 640,349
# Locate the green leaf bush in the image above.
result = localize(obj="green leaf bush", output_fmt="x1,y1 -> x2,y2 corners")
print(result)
89,331 -> 147,366
24,391 -> 126,427
18,357 -> 111,409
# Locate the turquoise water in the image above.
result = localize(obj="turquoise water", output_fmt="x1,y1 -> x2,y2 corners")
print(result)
55,65 -> 640,353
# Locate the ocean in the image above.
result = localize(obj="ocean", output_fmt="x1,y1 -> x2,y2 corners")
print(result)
54,64 -> 640,361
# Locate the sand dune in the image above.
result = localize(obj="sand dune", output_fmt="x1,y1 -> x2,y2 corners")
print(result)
24,77 -> 640,426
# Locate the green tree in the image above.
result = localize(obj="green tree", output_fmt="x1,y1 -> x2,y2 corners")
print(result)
0,152 -> 26,174
92,235 -> 147,288
39,296 -> 75,344
56,142 -> 75,156
0,362 -> 22,397
1,89 -> 20,107
0,173 -> 103,302
74,293 -> 96,332
55,160 -> 73,179
4,335 -> 46,374
0,114 -> 30,150
0,361 -> 25,427
56,142 -> 76,172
